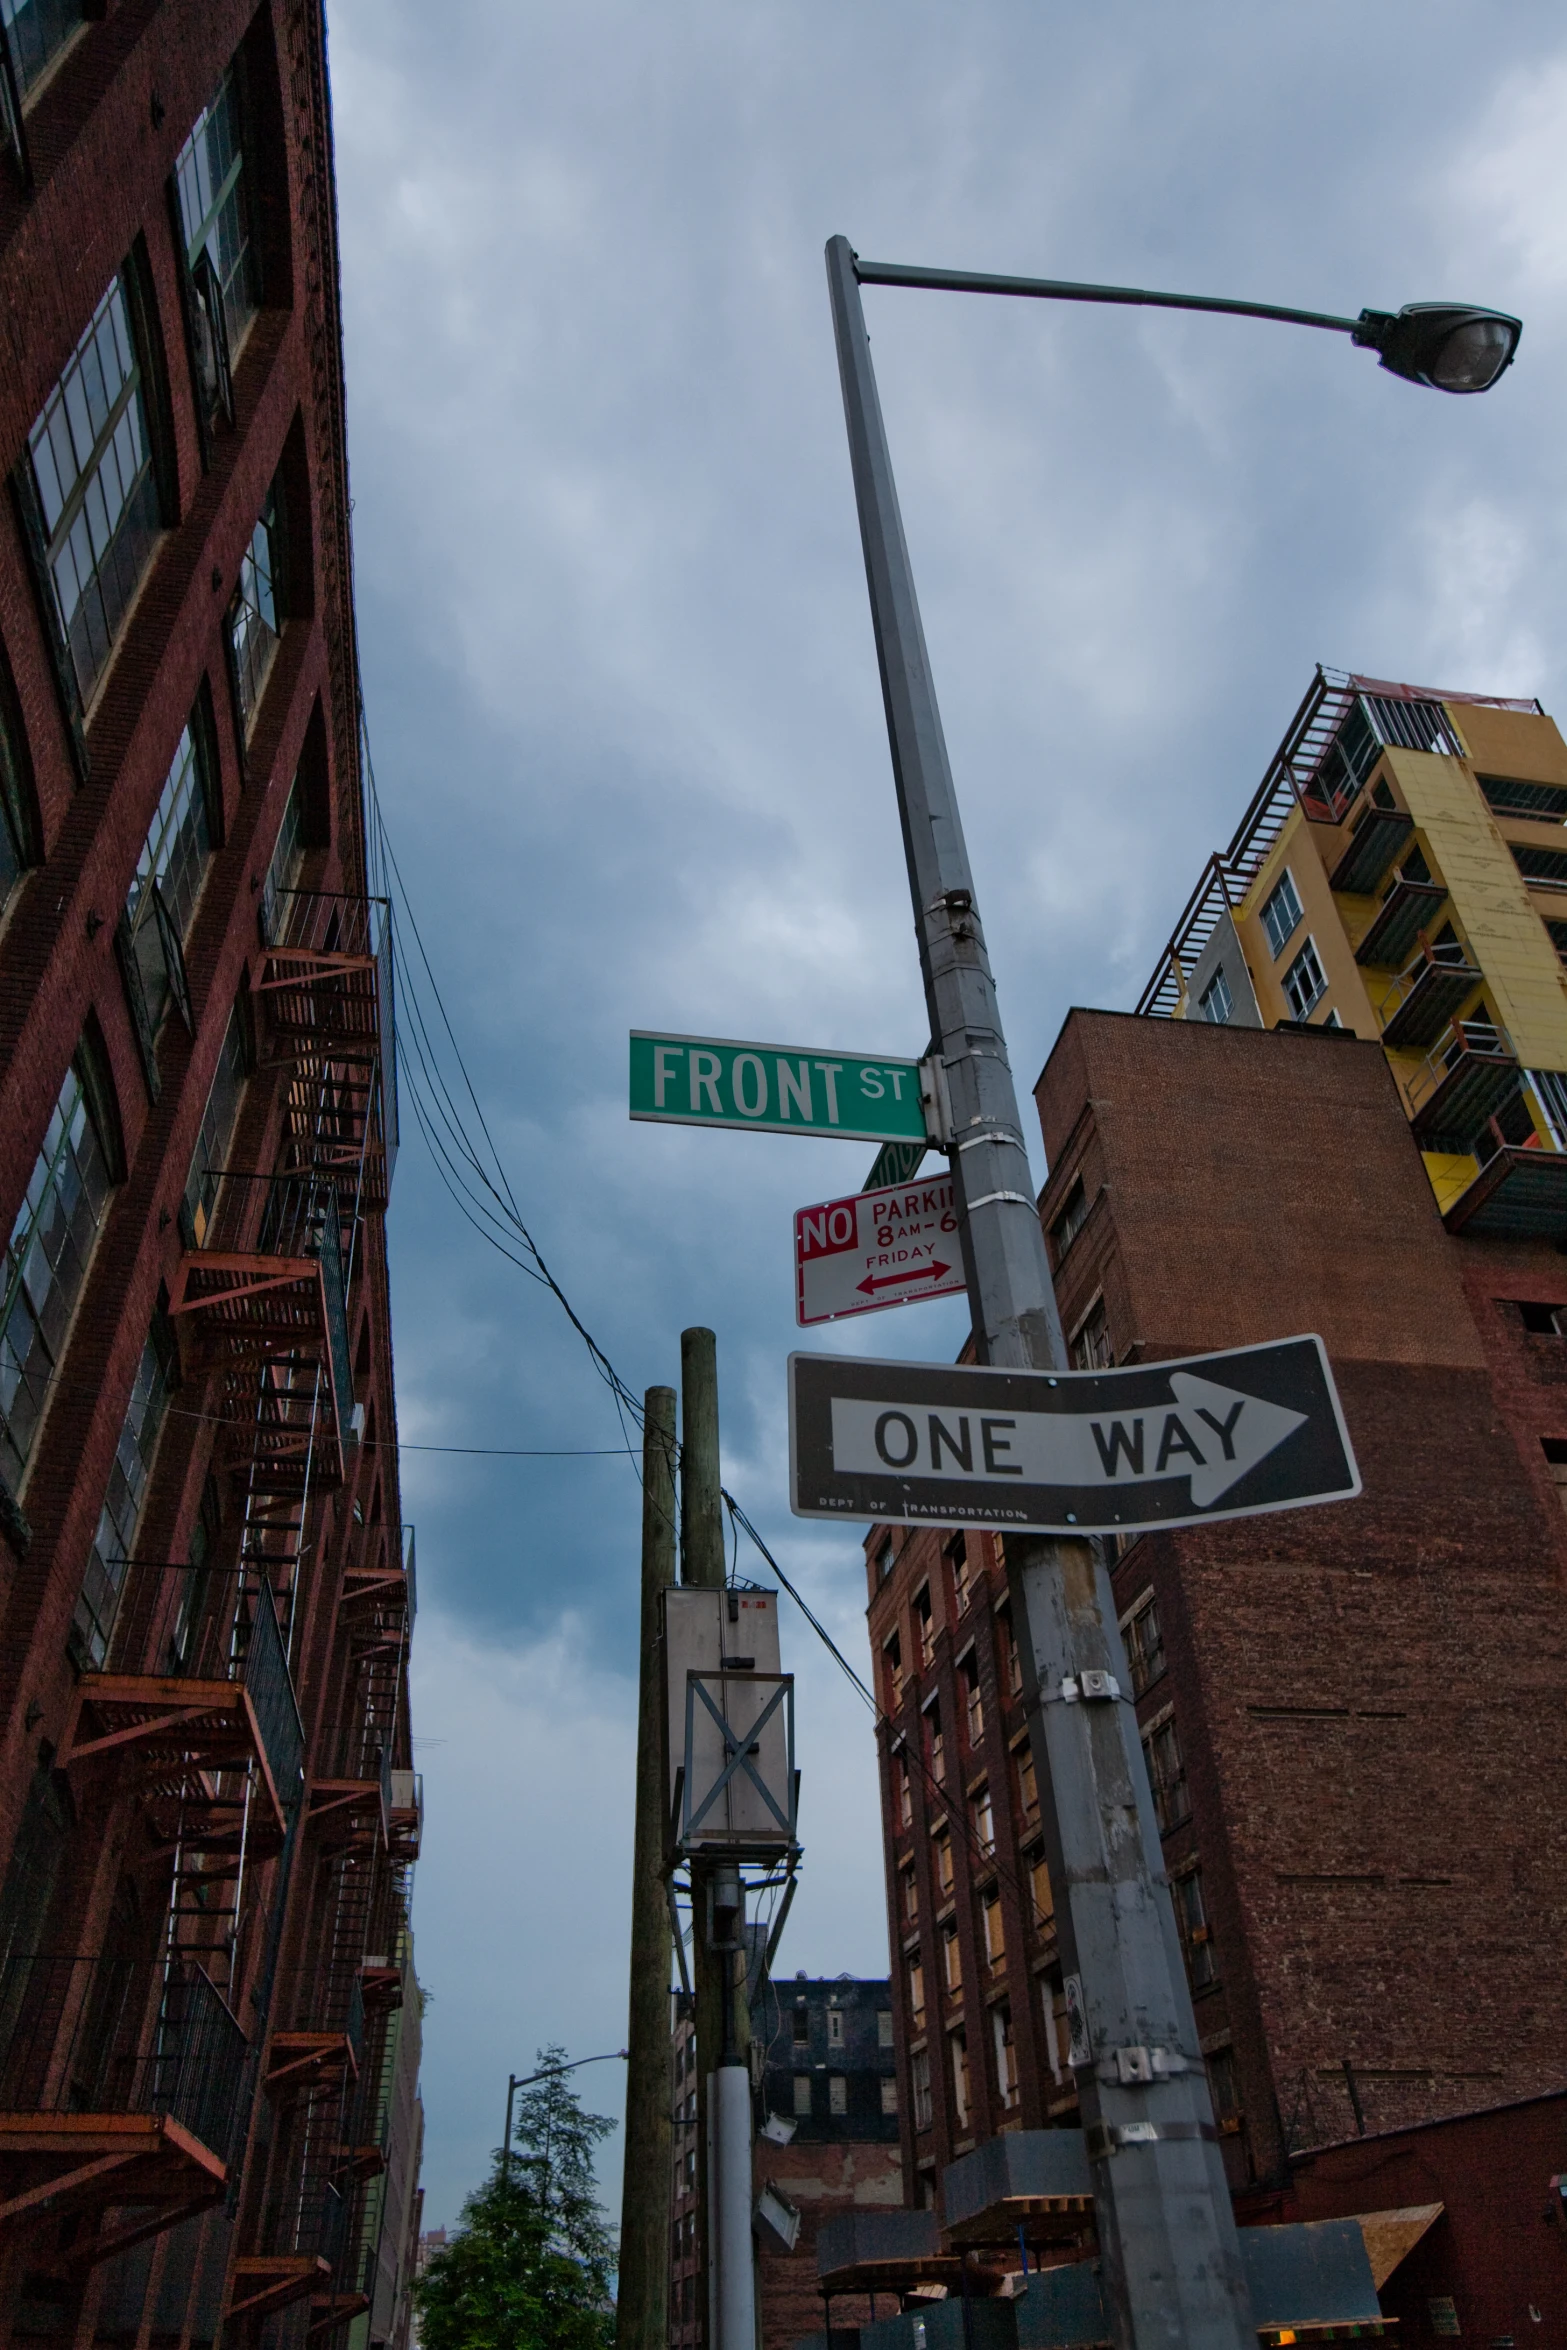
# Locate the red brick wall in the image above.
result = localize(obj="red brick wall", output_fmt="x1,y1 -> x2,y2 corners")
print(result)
867,1009 -> 1567,2214
753,2138 -> 906,2350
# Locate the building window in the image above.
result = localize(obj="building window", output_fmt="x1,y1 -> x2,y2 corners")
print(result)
1,1055 -> 115,1492
1070,1298 -> 1113,1371
898,1757 -> 912,1829
183,1007 -> 249,1244
908,1954 -> 924,2024
1049,1176 -> 1089,1263
261,780 -> 306,937
941,1921 -> 962,1998
827,2006 -> 844,2049
1,0 -> 86,102
27,273 -> 161,705
792,2002 -> 809,2043
72,1316 -> 176,1667
948,1532 -> 970,1615
828,2074 -> 847,2117
121,718 -> 215,1039
175,62 -> 260,399
1282,938 -> 1327,1021
1206,2047 -> 1240,2123
875,1534 -> 894,1583
1122,1592 -> 1165,1696
950,2032 -> 969,2130
926,1703 -> 945,1787
880,2075 -> 898,2116
915,1582 -> 934,1668
999,1607 -> 1023,1698
1016,1741 -> 1038,1821
229,485 -> 281,731
1029,1848 -> 1054,1932
878,2009 -> 894,2049
900,1867 -> 918,1925
934,1828 -> 953,1900
792,2074 -> 811,2117
1176,1867 -> 1216,1991
971,1784 -> 994,1856
992,2002 -> 1018,2107
1198,968 -> 1233,1025
0,650 -> 41,918
981,1889 -> 1005,1972
912,2048 -> 932,2131
1144,1714 -> 1190,1835
962,1654 -> 983,1745
883,1631 -> 903,1712
1260,870 -> 1303,960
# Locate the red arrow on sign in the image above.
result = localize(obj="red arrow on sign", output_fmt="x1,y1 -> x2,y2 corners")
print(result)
856,1260 -> 952,1296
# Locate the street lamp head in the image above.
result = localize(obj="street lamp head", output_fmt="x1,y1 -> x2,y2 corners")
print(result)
1353,302 -> 1520,393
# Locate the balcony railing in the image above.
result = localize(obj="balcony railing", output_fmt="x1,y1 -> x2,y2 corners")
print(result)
1444,1070 -> 1567,1240
1377,938 -> 1483,1051
257,890 -> 398,1212
0,1956 -> 248,2167
170,1171 -> 354,1478
65,1573 -> 305,1845
1407,1018 -> 1521,1155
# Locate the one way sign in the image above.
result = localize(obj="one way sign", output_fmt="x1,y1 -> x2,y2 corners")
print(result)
788,1336 -> 1359,1534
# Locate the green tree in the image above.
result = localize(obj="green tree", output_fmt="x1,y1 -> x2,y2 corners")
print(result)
414,2049 -> 616,2350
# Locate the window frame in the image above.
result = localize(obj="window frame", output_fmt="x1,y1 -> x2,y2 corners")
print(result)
1198,967 -> 1233,1025
1260,870 -> 1304,960
1282,936 -> 1327,1021
1,1049 -> 117,1496
227,482 -> 283,738
21,266 -> 166,717
172,58 -> 261,434
72,1310 -> 178,1668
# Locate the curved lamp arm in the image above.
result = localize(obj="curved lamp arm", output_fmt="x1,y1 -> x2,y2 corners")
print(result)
850,254 -> 1521,393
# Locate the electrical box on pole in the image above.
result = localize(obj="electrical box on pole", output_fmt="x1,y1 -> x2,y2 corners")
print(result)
663,1587 -> 797,1863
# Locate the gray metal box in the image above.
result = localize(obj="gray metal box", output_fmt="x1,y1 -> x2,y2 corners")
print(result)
663,1587 -> 795,1856
941,2132 -> 1092,2232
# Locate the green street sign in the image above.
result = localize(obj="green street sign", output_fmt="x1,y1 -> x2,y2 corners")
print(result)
630,1032 -> 929,1145
864,1141 -> 928,1191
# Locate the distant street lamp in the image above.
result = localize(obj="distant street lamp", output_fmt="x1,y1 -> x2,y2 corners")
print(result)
502,2049 -> 628,2184
825,237 -> 1518,2350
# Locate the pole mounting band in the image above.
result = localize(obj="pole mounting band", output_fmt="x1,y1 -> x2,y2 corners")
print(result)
964,1188 -> 1035,1211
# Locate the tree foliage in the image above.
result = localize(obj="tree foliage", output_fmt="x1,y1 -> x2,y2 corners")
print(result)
414,2048 -> 616,2350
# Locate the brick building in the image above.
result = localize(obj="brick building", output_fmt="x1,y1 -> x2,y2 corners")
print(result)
0,8 -> 422,2350
867,676 -> 1567,2281
670,1973 -> 902,2350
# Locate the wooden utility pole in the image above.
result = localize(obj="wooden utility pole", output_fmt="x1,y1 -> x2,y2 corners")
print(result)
616,1386 -> 677,2350
680,1328 -> 728,2348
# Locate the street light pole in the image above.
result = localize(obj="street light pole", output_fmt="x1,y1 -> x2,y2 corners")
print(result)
824,235 -> 1519,2350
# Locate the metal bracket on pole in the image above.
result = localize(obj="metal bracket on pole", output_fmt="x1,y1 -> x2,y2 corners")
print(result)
918,1053 -> 952,1147
666,1879 -> 691,1998
1085,2119 -> 1221,2160
1041,1670 -> 1123,1705
1096,2044 -> 1198,2086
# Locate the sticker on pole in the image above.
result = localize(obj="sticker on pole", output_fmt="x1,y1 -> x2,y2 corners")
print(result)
795,1174 -> 967,1326
787,1336 -> 1360,1534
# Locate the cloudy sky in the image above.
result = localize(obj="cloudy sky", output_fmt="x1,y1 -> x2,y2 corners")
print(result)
324,0 -> 1567,2230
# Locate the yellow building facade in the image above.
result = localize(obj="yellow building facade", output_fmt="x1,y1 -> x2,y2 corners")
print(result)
1139,667 -> 1567,1234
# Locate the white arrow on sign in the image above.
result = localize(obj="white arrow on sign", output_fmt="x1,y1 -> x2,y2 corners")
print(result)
829,1370 -> 1308,1510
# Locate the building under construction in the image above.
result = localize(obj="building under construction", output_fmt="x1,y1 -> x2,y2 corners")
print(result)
865,673 -> 1567,2336
0,6 -> 422,2348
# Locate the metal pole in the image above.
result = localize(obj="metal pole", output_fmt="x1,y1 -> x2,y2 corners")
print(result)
503,2074 -> 517,2185
682,1327 -> 726,2350
617,1386 -> 678,2350
825,233 -> 1254,2350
